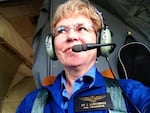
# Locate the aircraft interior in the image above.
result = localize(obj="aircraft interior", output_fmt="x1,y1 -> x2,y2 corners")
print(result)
0,0 -> 149,113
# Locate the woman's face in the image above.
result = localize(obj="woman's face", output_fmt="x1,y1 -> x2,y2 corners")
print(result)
54,15 -> 97,68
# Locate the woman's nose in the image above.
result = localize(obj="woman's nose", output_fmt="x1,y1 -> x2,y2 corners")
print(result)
66,29 -> 79,41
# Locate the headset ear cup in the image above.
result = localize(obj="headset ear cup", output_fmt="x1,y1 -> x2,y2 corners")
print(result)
45,35 -> 57,60
100,27 -> 112,57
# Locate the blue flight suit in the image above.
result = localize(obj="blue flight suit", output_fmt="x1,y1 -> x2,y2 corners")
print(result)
16,68 -> 150,113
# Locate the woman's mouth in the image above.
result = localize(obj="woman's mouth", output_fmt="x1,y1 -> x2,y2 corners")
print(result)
62,47 -> 72,53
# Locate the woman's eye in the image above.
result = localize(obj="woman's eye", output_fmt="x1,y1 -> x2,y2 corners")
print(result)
55,26 -> 67,36
78,26 -> 88,31
57,27 -> 66,33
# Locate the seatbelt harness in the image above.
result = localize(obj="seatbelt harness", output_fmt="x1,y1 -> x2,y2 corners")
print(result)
31,88 -> 48,113
104,78 -> 127,113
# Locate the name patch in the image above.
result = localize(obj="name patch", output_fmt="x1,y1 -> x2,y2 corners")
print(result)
74,93 -> 112,112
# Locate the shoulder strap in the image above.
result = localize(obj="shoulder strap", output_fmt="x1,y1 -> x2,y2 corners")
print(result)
31,88 -> 49,113
104,78 -> 127,113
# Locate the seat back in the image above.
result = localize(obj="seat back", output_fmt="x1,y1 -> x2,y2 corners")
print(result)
118,42 -> 150,86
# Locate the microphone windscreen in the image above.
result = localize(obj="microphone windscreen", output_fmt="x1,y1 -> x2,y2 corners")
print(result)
72,44 -> 87,52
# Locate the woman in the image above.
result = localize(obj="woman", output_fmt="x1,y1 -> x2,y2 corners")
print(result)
16,0 -> 150,113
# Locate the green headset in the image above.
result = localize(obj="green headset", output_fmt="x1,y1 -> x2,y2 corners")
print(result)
45,9 -> 113,60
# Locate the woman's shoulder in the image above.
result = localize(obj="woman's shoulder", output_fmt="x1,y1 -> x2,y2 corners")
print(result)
118,78 -> 150,94
16,88 -> 41,113
118,79 -> 146,87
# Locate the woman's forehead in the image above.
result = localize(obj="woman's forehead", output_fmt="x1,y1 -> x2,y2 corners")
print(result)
55,15 -> 93,27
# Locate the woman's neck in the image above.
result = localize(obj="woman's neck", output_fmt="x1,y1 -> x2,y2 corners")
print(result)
64,63 -> 95,96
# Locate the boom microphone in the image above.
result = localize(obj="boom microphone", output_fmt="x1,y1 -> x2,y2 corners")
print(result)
72,43 -> 116,52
